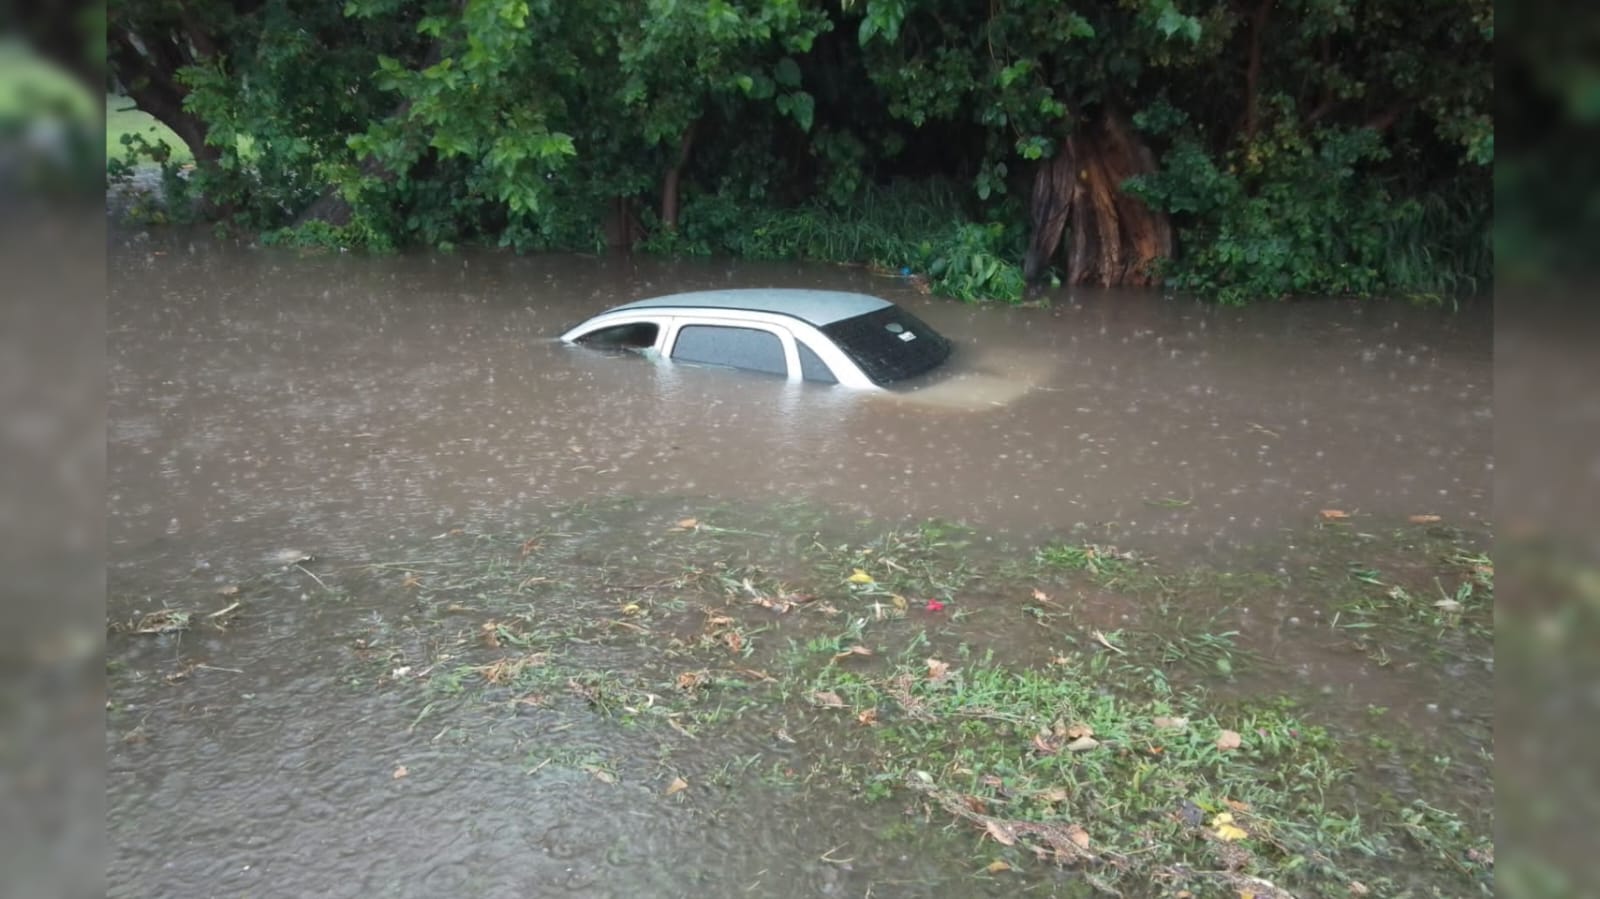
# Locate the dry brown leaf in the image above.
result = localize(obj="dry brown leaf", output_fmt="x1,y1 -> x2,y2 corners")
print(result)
664,777 -> 689,796
676,670 -> 707,691
1031,587 -> 1051,602
1153,715 -> 1189,731
961,794 -> 989,814
1408,514 -> 1442,524
857,708 -> 880,726
1065,722 -> 1094,740
984,860 -> 1012,873
1039,786 -> 1070,804
723,630 -> 744,653
218,585 -> 240,597
810,690 -> 846,709
392,765 -> 408,779
1216,729 -> 1243,751
832,645 -> 873,661
1065,823 -> 1091,849
1347,881 -> 1370,896
1031,733 -> 1060,755
1066,735 -> 1100,752
1319,509 -> 1350,520
401,572 -> 422,589
1225,798 -> 1253,812
673,518 -> 700,531
984,819 -> 1018,846
586,767 -> 617,784
925,657 -> 951,681
1092,630 -> 1126,655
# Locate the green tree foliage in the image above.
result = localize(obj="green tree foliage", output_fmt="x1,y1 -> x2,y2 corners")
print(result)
108,0 -> 1492,304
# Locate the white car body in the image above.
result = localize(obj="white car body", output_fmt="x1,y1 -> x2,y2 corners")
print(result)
559,289 -> 950,390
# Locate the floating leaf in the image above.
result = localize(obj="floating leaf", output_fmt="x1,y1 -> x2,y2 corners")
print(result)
392,765 -> 409,779
664,777 -> 688,796
1210,812 -> 1248,841
926,657 -> 951,681
673,518 -> 700,531
1216,729 -> 1243,751
1031,587 -> 1051,602
586,767 -> 617,784
984,860 -> 1011,873
1409,514 -> 1442,524
1319,509 -> 1350,520
847,568 -> 875,584
925,598 -> 946,612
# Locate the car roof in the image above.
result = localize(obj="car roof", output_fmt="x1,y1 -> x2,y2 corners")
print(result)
606,289 -> 893,327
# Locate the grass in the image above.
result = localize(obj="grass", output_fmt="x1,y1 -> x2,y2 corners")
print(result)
109,498 -> 1493,897
106,94 -> 192,165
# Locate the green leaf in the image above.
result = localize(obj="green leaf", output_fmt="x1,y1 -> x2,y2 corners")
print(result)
775,57 -> 801,88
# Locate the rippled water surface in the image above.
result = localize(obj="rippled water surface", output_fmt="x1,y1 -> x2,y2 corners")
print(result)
107,230 -> 1491,897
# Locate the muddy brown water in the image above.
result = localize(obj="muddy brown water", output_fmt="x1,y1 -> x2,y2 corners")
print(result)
107,229 -> 1492,897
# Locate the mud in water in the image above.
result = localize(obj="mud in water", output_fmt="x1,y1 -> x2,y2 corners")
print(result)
107,230 -> 1492,898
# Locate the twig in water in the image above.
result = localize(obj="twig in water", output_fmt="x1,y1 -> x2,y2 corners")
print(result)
295,563 -> 335,593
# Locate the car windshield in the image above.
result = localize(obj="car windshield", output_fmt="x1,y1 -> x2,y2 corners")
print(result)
819,305 -> 952,385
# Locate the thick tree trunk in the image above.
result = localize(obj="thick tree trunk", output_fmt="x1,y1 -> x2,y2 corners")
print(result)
1024,109 -> 1172,287
108,29 -> 219,166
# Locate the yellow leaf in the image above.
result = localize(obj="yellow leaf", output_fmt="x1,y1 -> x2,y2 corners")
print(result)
847,568 -> 875,584
664,777 -> 688,796
984,860 -> 1011,873
891,594 -> 908,610
1211,812 -> 1248,841
622,603 -> 642,616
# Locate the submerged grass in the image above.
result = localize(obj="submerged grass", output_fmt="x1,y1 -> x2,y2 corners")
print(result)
112,498 -> 1492,897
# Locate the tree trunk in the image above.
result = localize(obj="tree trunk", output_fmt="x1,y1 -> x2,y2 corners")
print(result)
108,29 -> 219,166
658,121 -> 699,232
1024,109 -> 1172,287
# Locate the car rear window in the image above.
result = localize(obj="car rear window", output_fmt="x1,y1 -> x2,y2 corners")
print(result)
820,306 -> 951,385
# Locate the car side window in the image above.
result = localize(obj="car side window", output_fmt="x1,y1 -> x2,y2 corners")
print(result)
576,321 -> 659,349
795,340 -> 838,384
671,325 -> 787,376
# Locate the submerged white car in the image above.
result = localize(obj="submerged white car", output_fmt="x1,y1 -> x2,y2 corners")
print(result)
559,289 -> 953,390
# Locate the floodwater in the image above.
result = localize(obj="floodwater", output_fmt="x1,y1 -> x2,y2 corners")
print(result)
107,229 -> 1493,898
108,230 -> 1490,574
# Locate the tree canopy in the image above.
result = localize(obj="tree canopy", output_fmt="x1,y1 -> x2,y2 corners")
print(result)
108,0 -> 1492,303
